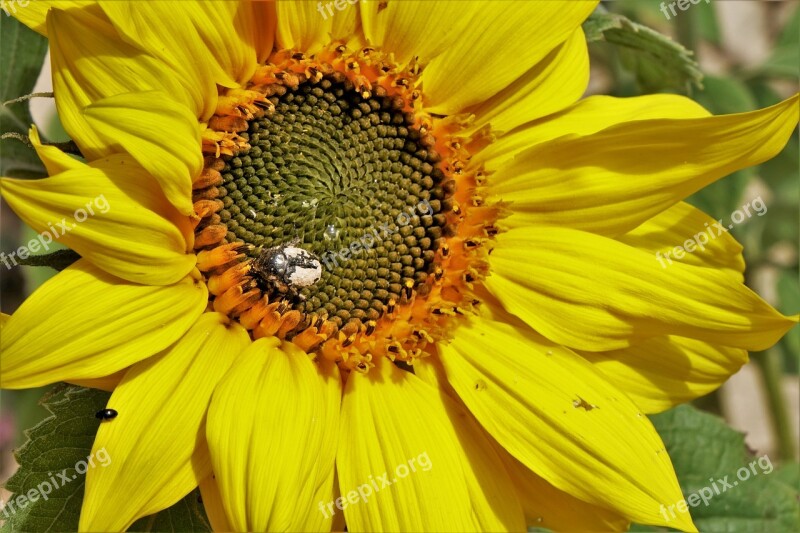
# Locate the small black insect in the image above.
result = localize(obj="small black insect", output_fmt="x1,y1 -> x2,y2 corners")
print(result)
251,239 -> 322,300
95,408 -> 118,420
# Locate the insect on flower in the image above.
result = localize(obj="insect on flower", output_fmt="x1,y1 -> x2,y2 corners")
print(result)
95,409 -> 118,420
251,239 -> 322,301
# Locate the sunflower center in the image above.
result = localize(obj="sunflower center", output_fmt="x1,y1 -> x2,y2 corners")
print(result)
193,46 -> 496,373
218,75 -> 451,329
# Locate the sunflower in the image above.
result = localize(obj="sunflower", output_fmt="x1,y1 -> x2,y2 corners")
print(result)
1,0 -> 798,531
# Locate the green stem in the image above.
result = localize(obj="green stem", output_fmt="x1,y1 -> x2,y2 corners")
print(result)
755,347 -> 796,461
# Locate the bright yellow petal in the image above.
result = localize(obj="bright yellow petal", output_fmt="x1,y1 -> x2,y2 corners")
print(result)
438,314 -> 696,531
67,369 -> 126,392
618,201 -> 745,281
84,91 -> 202,216
485,227 -> 798,352
79,313 -> 250,532
414,355 -> 629,531
360,0 -> 481,66
338,356 -> 525,532
329,0 -> 360,42
9,0 -> 100,35
580,336 -> 748,414
476,94 -> 710,171
47,7 -> 195,159
93,2 -> 211,118
29,125 -> 83,175
246,0 -> 278,64
206,338 -> 341,532
99,0 -> 262,118
465,28 -> 589,135
1,154 -> 195,285
0,260 -> 207,389
275,0 -> 333,54
422,0 -> 597,114
198,475 -> 234,533
488,95 -> 799,236
500,450 -> 630,532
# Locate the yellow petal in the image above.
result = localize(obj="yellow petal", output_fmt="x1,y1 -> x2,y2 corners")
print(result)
198,475 -> 234,533
1,154 -> 195,285
360,0 -> 481,66
67,369 -> 126,392
485,227 -> 798,352
206,338 -> 341,532
422,0 -> 597,114
618,201 -> 745,281
9,0 -> 101,35
84,91 -> 202,216
580,336 -> 748,413
465,28 -> 589,135
79,313 -> 250,532
99,0 -> 261,118
414,355 -> 629,531
29,125 -> 83,175
330,0 -> 360,42
47,7 -> 195,159
0,260 -> 207,389
476,94 -> 710,171
276,0 -> 333,54
246,0 -> 277,64
338,356 -> 525,532
438,314 -> 695,531
500,450 -> 629,532
488,95 -> 800,236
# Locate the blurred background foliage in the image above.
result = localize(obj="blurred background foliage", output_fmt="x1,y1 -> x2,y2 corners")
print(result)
0,1 -> 798,531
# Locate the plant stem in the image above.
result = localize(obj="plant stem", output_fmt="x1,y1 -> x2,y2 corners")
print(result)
755,347 -> 797,460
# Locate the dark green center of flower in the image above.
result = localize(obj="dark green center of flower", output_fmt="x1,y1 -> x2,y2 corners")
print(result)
218,75 -> 452,327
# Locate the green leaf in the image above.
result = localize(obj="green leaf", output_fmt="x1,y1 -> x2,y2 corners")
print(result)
692,0 -> 721,46
583,5 -> 624,42
583,9 -> 703,92
635,405 -> 800,531
755,45 -> 800,80
0,385 -> 110,532
747,5 -> 800,80
129,492 -> 211,533
693,75 -> 757,114
0,15 -> 48,178
1,384 -> 211,532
